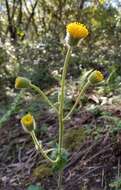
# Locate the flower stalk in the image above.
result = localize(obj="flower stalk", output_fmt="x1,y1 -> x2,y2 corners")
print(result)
58,46 -> 72,190
58,46 -> 72,155
30,130 -> 59,164
64,80 -> 91,121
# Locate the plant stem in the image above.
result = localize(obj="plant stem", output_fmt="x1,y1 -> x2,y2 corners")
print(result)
43,148 -> 55,154
29,83 -> 58,114
31,131 -> 59,163
58,46 -> 72,155
58,170 -> 63,190
58,46 -> 72,189
64,80 -> 91,121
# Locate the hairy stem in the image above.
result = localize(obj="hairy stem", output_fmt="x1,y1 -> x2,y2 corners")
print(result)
58,46 -> 72,155
64,80 -> 90,121
31,131 -> 59,163
58,170 -> 63,190
58,46 -> 72,189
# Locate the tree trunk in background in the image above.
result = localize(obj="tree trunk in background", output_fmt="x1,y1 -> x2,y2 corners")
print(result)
5,0 -> 17,41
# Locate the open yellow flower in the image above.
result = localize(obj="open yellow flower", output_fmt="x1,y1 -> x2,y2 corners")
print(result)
88,70 -> 104,84
66,22 -> 89,39
21,113 -> 36,133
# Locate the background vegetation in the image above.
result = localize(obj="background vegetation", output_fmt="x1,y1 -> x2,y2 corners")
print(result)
1,1 -> 121,190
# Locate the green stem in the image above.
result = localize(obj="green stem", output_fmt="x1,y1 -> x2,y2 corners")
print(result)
58,46 -> 72,155
31,131 -> 59,163
43,148 -> 55,154
58,170 -> 63,190
58,46 -> 72,190
29,83 -> 58,114
64,80 -> 91,121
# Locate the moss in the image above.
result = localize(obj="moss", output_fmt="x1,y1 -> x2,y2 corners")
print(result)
63,127 -> 86,151
32,163 -> 52,180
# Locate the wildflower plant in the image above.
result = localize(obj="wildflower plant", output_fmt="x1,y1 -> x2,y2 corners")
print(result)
15,22 -> 104,189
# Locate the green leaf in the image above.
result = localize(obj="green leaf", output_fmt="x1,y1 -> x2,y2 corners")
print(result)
51,147 -> 68,172
27,185 -> 44,190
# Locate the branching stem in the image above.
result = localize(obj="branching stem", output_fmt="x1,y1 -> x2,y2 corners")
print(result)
31,131 -> 59,163
64,81 -> 90,121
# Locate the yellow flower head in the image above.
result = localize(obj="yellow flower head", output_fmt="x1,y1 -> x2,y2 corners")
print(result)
95,70 -> 104,82
15,77 -> 30,89
21,113 -> 36,133
66,22 -> 89,39
88,70 -> 104,84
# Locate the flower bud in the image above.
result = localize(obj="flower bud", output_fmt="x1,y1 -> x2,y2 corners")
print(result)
88,70 -> 104,84
15,77 -> 31,89
21,113 -> 36,133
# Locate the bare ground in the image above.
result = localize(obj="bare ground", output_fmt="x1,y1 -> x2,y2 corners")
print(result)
0,107 -> 121,190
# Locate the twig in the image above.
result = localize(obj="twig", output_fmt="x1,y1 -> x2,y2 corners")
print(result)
84,144 -> 112,164
64,138 -> 103,172
79,166 -> 104,181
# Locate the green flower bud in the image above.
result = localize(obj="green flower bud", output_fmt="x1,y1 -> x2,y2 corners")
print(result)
21,113 -> 36,133
15,77 -> 31,89
88,70 -> 104,84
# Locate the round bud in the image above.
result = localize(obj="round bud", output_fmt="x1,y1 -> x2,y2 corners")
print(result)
21,113 -> 36,133
88,70 -> 104,84
15,77 -> 31,89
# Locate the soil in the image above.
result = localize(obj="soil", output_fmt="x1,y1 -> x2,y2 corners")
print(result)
0,107 -> 121,190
